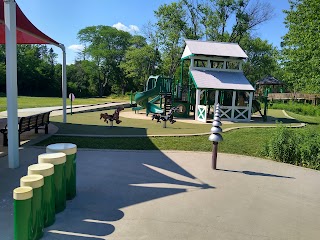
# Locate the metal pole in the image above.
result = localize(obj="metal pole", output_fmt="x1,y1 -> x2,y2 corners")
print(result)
70,98 -> 72,115
59,44 -> 67,123
5,0 -> 19,168
212,142 -> 218,170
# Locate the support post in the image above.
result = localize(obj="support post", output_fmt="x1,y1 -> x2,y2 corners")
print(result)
231,91 -> 236,120
195,89 -> 201,120
248,92 -> 253,121
59,44 -> 67,123
212,142 -> 218,170
5,0 -> 19,168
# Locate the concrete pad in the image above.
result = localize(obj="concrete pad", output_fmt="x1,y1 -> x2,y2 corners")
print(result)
1,148 -> 320,239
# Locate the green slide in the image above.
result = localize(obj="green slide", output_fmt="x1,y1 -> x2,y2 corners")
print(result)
134,83 -> 163,115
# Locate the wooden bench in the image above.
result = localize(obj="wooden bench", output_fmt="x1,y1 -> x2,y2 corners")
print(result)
0,111 -> 51,146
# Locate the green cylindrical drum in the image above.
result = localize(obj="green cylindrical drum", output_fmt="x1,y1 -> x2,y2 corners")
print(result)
28,163 -> 55,227
38,152 -> 66,213
13,186 -> 33,240
20,175 -> 44,240
46,143 -> 77,200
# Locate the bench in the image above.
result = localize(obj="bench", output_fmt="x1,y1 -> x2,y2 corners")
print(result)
0,111 -> 51,146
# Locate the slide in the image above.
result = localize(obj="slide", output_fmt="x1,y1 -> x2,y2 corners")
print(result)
134,84 -> 163,114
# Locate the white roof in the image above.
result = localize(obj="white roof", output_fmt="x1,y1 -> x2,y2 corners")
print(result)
182,39 -> 248,59
190,69 -> 254,91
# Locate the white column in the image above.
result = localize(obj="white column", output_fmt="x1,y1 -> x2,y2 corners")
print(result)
60,44 -> 67,123
5,0 -> 19,168
248,92 -> 253,121
190,58 -> 194,68
231,91 -> 236,120
215,90 -> 219,106
195,89 -> 201,119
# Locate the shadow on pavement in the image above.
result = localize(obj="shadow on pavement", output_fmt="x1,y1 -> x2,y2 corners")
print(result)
0,124 -> 214,239
217,168 -> 295,179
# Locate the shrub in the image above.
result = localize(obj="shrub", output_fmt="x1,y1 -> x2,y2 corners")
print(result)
263,124 -> 320,170
269,102 -> 320,117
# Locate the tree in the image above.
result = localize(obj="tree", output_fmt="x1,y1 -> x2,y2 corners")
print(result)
241,36 -> 280,83
120,35 -> 161,92
281,0 -> 320,93
77,25 -> 131,97
199,0 -> 274,43
154,2 -> 189,78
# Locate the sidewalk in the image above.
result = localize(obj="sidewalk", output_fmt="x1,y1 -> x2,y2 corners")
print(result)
1,148 -> 320,239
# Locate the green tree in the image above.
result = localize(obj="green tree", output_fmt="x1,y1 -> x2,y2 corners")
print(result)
281,0 -> 320,93
120,35 -> 161,91
77,25 -> 131,97
154,1 -> 189,78
199,0 -> 274,43
241,36 -> 280,83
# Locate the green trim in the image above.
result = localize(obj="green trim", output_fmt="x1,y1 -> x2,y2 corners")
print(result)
189,71 -> 198,88
181,54 -> 194,60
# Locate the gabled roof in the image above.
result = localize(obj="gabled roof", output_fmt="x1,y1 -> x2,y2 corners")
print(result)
0,1 -> 60,45
256,75 -> 284,86
182,39 -> 248,59
190,69 -> 254,91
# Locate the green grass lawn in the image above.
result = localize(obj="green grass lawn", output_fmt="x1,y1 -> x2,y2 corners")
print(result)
37,109 -> 308,158
49,109 -> 301,136
0,95 -> 130,112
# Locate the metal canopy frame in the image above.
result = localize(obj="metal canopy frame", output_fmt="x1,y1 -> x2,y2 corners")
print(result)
1,0 -> 67,168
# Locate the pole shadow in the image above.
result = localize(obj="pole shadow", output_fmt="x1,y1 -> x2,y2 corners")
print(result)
217,168 -> 295,179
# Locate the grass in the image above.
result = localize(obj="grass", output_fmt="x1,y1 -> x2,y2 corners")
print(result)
0,95 -> 130,112
49,108 -> 300,136
36,108 -> 305,158
38,127 -> 276,158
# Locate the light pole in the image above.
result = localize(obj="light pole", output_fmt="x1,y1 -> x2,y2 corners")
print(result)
208,104 -> 223,170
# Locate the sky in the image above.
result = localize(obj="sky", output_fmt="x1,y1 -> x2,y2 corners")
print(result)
16,0 -> 290,65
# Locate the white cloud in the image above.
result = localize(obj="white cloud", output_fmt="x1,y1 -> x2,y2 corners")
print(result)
112,22 -> 140,34
68,44 -> 84,52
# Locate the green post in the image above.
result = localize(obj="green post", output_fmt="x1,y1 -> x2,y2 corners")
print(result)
46,143 -> 77,200
38,152 -> 67,213
28,163 -> 55,227
13,186 -> 33,240
20,175 -> 44,240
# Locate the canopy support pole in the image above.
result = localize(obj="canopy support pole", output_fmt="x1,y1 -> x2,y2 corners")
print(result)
59,44 -> 67,123
4,0 -> 19,168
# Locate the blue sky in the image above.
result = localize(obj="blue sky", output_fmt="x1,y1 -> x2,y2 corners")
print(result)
16,0 -> 290,65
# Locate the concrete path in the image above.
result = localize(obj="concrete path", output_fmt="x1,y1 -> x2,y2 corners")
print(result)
1,148 -> 319,240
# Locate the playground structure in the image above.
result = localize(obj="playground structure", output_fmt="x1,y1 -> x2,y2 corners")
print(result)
133,39 -> 255,122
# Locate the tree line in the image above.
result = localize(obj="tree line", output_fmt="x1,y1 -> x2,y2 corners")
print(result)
0,0 -> 318,97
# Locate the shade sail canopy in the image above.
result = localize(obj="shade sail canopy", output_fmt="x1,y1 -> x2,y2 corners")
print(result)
0,1 -> 59,45
190,69 -> 254,91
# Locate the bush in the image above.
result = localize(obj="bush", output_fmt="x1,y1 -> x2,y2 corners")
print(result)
269,102 -> 320,117
263,124 -> 320,170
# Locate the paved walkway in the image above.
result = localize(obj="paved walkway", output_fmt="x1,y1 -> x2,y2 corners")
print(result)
1,148 -> 320,239
0,103 -> 319,239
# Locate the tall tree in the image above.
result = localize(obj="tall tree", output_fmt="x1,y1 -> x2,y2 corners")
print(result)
77,25 -> 131,97
240,36 -> 280,83
120,35 -> 161,91
281,0 -> 320,93
199,0 -> 274,43
154,2 -> 189,78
